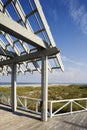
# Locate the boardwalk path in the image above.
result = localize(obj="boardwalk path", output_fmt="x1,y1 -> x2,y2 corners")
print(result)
0,105 -> 87,130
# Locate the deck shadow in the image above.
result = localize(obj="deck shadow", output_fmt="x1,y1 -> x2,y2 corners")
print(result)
0,104 -> 41,121
13,111 -> 40,121
64,121 -> 87,129
0,104 -> 12,112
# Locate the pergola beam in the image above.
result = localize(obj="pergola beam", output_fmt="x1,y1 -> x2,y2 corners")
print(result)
34,0 -> 64,71
0,47 -> 16,57
0,47 -> 59,67
0,12 -> 47,49
34,0 -> 56,47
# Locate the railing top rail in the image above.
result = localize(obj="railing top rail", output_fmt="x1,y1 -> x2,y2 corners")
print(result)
17,95 -> 41,101
48,98 -> 87,103
1,92 -> 87,103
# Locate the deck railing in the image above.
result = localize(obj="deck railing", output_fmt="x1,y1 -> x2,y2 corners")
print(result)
0,93 -> 11,106
17,96 -> 41,114
0,93 -> 87,118
48,98 -> 87,118
0,93 -> 41,115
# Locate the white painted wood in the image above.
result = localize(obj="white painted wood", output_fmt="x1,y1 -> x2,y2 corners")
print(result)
0,0 -> 64,74
34,0 -> 56,47
12,0 -> 33,32
0,0 -> 43,74
50,102 -> 53,118
0,39 -> 6,49
0,12 -> 46,49
12,0 -> 46,73
0,3 -> 33,74
0,47 -> 59,67
2,32 -> 21,56
56,53 -> 64,72
70,101 -> 72,114
86,100 -> 87,109
34,0 -> 64,71
0,47 -> 16,57
41,55 -> 48,121
11,63 -> 17,112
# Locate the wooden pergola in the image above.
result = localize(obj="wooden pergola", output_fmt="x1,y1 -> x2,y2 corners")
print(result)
0,0 -> 64,121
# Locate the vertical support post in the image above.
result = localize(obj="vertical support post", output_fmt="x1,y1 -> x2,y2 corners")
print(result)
36,101 -> 39,113
41,55 -> 48,121
86,100 -> 87,109
24,98 -> 27,110
50,101 -> 52,118
70,100 -> 72,114
11,63 -> 17,112
8,96 -> 11,105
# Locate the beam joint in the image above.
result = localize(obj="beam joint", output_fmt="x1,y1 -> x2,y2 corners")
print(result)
0,47 -> 59,67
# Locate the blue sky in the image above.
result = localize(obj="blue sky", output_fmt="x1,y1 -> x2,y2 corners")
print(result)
41,0 -> 87,83
1,0 -> 87,83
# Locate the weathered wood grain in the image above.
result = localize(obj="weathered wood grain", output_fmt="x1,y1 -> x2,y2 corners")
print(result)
1,105 -> 87,130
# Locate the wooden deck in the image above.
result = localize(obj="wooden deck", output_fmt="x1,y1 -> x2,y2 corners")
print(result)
1,105 -> 87,130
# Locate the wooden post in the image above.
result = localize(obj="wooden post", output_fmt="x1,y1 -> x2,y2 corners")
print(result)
11,63 -> 17,112
41,55 -> 48,121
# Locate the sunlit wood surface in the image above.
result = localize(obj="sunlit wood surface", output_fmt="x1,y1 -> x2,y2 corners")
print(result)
0,104 -> 87,130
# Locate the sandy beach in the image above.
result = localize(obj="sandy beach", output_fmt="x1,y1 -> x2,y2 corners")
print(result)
0,83 -> 71,88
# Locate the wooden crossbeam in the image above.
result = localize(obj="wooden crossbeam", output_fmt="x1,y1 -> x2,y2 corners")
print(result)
0,47 -> 16,57
34,28 -> 45,34
34,0 -> 56,47
4,0 -> 12,8
0,47 -> 60,67
34,0 -> 64,71
16,8 -> 37,24
26,9 -> 37,19
0,12 -> 47,49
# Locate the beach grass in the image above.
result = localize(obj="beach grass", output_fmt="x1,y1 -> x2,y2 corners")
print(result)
0,84 -> 87,100
0,84 -> 87,113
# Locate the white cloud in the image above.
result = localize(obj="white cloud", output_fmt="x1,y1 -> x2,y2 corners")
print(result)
62,56 -> 87,67
69,0 -> 85,22
67,0 -> 87,35
81,14 -> 87,35
49,66 -> 87,83
0,65 -> 87,84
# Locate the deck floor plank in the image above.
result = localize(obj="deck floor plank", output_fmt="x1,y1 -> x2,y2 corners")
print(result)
1,105 -> 87,130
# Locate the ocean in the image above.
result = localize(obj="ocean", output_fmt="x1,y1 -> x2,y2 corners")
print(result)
0,82 -> 87,86
0,82 -> 41,86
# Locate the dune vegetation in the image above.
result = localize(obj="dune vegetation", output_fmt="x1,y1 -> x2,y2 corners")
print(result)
0,84 -> 87,100
1,84 -> 87,113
